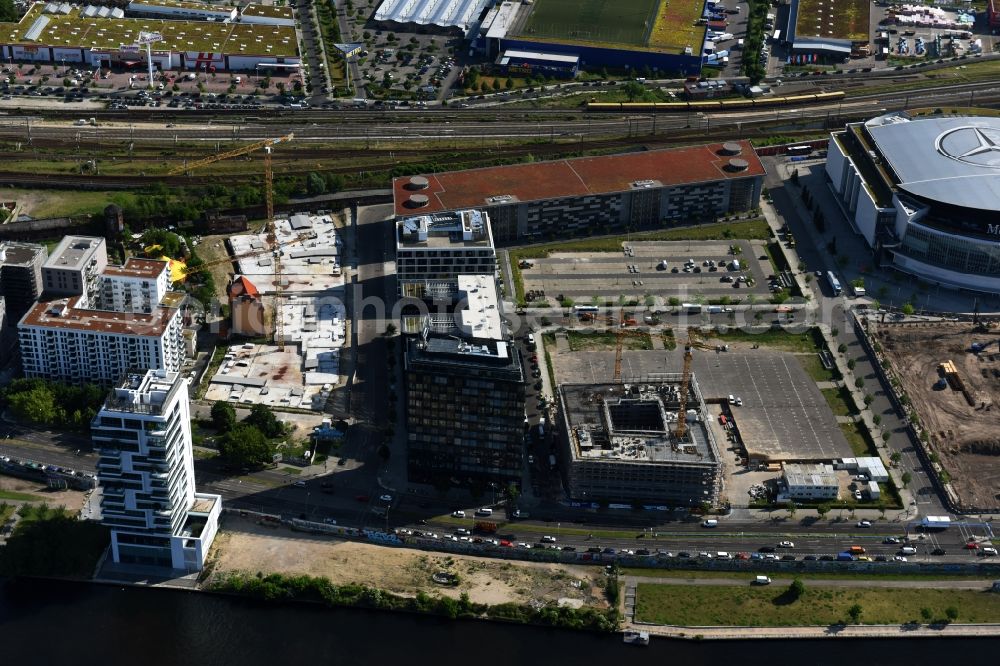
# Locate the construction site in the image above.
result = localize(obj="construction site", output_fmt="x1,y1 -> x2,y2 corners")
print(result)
873,321 -> 1000,509
182,134 -> 347,413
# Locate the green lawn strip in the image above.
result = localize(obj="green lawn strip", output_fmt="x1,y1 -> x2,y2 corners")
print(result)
623,567 -> 995,581
797,353 -> 839,382
840,421 -> 877,457
0,489 -> 46,502
280,466 -> 303,475
702,327 -> 824,353
634,583 -> 1000,626
822,386 -> 857,417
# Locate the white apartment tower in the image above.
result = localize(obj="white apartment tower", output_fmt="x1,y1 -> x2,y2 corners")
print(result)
100,258 -> 170,313
18,298 -> 184,384
42,235 -> 108,306
92,369 -> 221,571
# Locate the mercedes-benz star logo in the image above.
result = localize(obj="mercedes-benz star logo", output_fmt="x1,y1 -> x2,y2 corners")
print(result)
935,125 -> 1000,168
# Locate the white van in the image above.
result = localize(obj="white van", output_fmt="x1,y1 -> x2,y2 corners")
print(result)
900,546 -> 917,555
754,576 -> 772,585
716,551 -> 732,560
234,76 -> 242,84
475,508 -> 493,517
702,519 -> 719,528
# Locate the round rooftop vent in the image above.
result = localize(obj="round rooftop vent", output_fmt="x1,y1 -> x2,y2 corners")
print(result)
406,194 -> 429,208
405,176 -> 430,190
727,158 -> 750,172
720,142 -> 742,156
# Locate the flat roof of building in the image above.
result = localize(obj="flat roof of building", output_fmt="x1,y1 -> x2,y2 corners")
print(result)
43,235 -> 103,271
240,4 -> 295,19
560,381 -> 719,465
374,0 -> 491,31
2,3 -> 299,56
783,462 -> 838,488
396,209 -> 494,249
500,49 -> 580,64
20,296 -> 177,335
791,0 -> 870,42
864,114 -> 1000,212
0,241 -> 45,266
392,142 -> 764,216
103,257 -> 168,279
455,275 -> 503,341
407,334 -> 522,379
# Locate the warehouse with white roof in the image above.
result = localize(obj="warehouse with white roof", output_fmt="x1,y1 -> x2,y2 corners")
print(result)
374,0 -> 492,35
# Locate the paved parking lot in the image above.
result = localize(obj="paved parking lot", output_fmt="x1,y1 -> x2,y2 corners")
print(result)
521,240 -> 775,304
553,346 -> 853,463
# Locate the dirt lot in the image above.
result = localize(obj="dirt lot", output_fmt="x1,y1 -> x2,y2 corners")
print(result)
875,322 -> 1000,509
0,474 -> 88,513
206,515 -> 609,608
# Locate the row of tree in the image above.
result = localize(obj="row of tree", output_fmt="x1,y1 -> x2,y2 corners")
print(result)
210,402 -> 286,469
0,379 -> 106,431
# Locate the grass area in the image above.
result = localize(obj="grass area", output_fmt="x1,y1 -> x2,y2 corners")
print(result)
0,188 -> 135,218
796,0 -> 870,41
280,466 -> 303,475
0,489 -> 46,502
822,386 -> 857,417
840,421 -> 877,457
703,327 -> 825,354
623,567 -> 999,582
196,345 -> 229,399
662,329 -> 676,350
192,448 -> 219,460
634,583 -> 998,626
0,503 -> 13,523
567,330 -> 652,351
520,0 -> 660,47
797,354 -> 840,383
648,0 -> 706,51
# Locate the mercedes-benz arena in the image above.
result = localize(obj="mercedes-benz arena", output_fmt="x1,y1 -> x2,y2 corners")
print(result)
826,113 -> 1000,294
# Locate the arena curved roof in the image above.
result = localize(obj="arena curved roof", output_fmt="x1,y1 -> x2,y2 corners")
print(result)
865,114 -> 1000,212
374,0 -> 491,31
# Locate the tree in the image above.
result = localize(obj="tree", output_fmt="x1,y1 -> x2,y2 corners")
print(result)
890,451 -> 901,464
0,0 -> 17,22
816,504 -> 831,520
210,400 -> 237,433
921,607 -> 933,621
504,483 -> 520,516
901,472 -> 912,488
838,343 -> 848,354
245,403 -> 283,439
505,76 -> 514,90
385,323 -> 397,336
854,377 -> 865,390
863,394 -> 874,407
479,80 -> 489,93
945,606 -> 958,622
873,414 -> 882,427
306,172 -> 327,196
848,603 -> 863,624
785,501 -> 797,519
218,425 -> 273,469
901,302 -> 915,316
622,81 -> 645,102
492,78 -> 501,91
788,578 -> 805,601
7,386 -> 57,424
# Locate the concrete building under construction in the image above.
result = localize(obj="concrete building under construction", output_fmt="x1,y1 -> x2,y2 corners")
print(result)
557,377 -> 723,507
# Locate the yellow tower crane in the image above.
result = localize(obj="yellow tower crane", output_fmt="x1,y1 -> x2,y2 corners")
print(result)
167,134 -> 294,349
675,330 -> 694,441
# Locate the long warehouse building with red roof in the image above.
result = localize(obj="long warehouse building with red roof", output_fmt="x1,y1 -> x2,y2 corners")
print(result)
392,142 -> 765,243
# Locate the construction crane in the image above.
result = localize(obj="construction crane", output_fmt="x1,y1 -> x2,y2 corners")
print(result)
675,330 -> 694,441
612,308 -> 644,383
166,134 -> 294,348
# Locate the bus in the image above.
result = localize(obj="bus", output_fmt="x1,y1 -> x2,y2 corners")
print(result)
573,305 -> 599,313
786,145 -> 812,156
826,271 -> 842,296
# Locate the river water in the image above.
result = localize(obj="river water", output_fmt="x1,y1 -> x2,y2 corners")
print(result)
1,578 -> 997,664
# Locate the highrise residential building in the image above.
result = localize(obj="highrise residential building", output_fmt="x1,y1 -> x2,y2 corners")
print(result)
92,369 -> 221,571
18,295 -> 185,384
403,275 -> 524,488
99,258 -> 170,313
0,241 -> 47,324
42,235 -> 108,305
395,208 -> 497,297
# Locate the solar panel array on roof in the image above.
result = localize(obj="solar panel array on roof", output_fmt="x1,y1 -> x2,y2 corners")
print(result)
375,0 -> 491,30
24,15 -> 50,41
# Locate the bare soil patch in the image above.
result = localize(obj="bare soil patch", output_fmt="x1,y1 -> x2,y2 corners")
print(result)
205,515 -> 608,607
875,322 -> 1000,508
